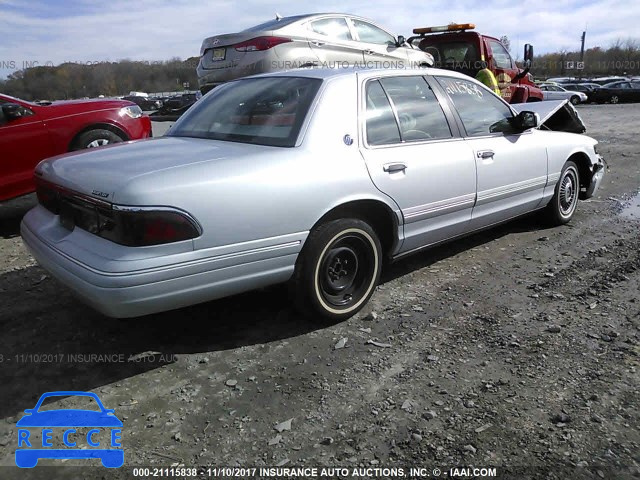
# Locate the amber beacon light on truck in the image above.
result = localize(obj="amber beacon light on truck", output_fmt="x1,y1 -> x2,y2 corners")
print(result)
412,23 -> 476,35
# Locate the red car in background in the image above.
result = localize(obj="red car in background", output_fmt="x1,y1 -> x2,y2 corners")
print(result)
0,94 -> 152,201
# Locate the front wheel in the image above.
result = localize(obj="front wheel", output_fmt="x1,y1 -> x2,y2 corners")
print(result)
72,129 -> 124,150
545,160 -> 580,225
570,95 -> 580,105
610,95 -> 619,104
293,219 -> 382,321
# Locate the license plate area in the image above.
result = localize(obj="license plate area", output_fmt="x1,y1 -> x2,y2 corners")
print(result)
211,48 -> 226,61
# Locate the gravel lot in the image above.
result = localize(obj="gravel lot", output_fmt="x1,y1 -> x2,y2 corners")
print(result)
0,104 -> 638,479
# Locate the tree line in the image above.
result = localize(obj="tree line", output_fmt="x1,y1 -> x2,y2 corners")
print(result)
1,39 -> 639,101
529,39 -> 640,79
0,57 -> 199,101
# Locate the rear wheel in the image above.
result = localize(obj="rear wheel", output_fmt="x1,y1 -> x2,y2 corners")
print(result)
545,160 -> 580,225
72,129 -> 124,150
610,95 -> 619,104
293,218 -> 382,321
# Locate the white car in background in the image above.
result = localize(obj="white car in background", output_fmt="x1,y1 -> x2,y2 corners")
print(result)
539,84 -> 588,105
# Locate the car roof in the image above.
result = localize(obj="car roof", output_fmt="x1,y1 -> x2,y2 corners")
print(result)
243,13 -> 395,32
245,66 -> 472,82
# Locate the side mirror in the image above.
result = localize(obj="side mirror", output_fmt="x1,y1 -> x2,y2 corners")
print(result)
396,35 -> 406,47
2,103 -> 29,120
515,110 -> 539,130
523,44 -> 534,68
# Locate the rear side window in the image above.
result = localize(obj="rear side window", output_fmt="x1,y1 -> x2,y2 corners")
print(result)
168,77 -> 322,147
351,20 -> 395,45
379,76 -> 452,141
436,76 -> 515,137
310,18 -> 352,41
365,80 -> 401,146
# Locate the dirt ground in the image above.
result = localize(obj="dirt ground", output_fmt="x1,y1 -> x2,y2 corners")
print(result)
0,104 -> 638,480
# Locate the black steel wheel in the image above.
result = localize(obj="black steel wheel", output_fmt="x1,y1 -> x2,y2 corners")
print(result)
294,218 -> 382,321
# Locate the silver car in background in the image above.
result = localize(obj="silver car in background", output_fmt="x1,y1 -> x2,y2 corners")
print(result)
22,68 -> 604,321
196,13 -> 433,93
539,84 -> 588,105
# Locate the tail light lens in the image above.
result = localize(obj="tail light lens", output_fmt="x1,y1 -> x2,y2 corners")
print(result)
35,178 -> 201,247
99,207 -> 201,246
234,36 -> 292,52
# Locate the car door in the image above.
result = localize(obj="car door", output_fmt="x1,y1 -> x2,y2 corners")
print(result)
485,38 -> 518,103
358,74 -> 477,254
547,85 -> 563,100
0,98 -> 53,200
630,82 -> 640,102
306,16 -> 366,67
348,18 -> 406,65
616,82 -> 632,102
432,75 -> 547,229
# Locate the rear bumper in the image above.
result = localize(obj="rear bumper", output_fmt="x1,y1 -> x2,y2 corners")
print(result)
21,207 -> 299,318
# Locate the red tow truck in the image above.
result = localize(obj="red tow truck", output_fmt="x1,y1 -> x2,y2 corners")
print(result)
408,23 -> 543,104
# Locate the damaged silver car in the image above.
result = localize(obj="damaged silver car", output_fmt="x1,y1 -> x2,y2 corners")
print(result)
22,68 -> 605,320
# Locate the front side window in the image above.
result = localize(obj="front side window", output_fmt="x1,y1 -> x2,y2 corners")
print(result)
436,76 -> 515,137
379,76 -> 452,141
365,80 -> 401,146
488,40 -> 512,69
169,77 -> 322,147
351,20 -> 395,45
310,17 -> 352,41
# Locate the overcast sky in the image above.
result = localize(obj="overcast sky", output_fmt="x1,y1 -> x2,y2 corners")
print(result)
1,0 -> 638,79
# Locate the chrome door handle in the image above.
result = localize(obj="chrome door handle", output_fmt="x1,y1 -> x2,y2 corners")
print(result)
311,41 -> 325,47
364,49 -> 375,55
477,150 -> 495,159
383,163 -> 407,173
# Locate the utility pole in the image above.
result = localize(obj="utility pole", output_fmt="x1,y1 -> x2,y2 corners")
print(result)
580,31 -> 586,61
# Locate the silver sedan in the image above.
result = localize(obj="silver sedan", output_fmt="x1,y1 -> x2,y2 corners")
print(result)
196,13 -> 433,93
21,68 -> 605,320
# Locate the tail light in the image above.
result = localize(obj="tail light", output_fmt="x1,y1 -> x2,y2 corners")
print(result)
234,36 -> 292,52
35,178 -> 201,247
99,207 -> 201,246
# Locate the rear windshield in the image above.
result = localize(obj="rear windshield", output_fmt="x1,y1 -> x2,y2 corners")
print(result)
243,15 -> 306,32
168,77 -> 322,147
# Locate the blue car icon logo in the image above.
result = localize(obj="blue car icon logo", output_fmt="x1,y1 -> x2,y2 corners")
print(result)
15,391 -> 123,468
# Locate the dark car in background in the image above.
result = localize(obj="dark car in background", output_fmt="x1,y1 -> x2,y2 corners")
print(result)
0,93 -> 152,201
161,92 -> 201,111
562,83 -> 601,103
592,81 -> 640,104
150,92 -> 202,121
122,95 -> 163,111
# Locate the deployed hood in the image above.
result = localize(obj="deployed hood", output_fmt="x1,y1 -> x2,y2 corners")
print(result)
512,99 -> 586,134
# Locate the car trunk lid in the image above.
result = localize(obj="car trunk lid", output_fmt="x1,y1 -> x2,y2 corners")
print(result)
35,136 -> 270,203
200,32 -> 269,70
